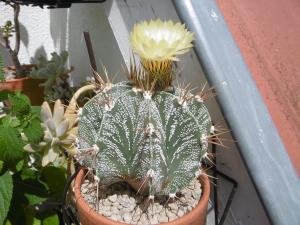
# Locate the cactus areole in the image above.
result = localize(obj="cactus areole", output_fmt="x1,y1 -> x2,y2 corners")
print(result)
77,19 -> 213,198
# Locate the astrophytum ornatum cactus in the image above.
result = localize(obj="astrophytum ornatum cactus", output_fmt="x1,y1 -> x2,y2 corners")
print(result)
77,82 -> 212,196
77,19 -> 214,198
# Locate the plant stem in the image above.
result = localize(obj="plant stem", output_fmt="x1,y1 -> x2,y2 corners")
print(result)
0,4 -> 24,77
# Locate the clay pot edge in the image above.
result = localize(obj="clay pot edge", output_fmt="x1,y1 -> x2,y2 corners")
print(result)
74,168 -> 210,225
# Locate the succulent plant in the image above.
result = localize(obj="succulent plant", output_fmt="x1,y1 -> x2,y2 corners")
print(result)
24,100 -> 77,167
30,51 -> 74,103
78,84 -> 212,196
24,84 -> 96,169
77,19 -> 215,199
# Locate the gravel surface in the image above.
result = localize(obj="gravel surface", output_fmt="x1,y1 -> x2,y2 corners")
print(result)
81,178 -> 202,224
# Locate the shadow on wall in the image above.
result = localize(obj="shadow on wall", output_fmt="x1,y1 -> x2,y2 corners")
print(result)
19,23 -> 29,49
30,46 -> 47,64
49,2 -> 125,86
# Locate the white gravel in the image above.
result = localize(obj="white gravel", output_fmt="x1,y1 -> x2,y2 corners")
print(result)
81,178 -> 202,224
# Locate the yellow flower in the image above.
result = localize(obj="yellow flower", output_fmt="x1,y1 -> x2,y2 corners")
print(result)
130,19 -> 194,61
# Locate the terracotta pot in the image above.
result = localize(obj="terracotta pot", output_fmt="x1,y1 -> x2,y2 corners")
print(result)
74,169 -> 210,225
0,77 -> 44,105
0,65 -> 44,105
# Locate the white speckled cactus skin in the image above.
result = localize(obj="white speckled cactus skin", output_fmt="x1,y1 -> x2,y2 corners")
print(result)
77,82 -> 212,196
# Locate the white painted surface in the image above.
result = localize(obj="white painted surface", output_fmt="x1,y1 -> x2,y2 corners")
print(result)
0,3 -> 56,63
1,1 -> 270,224
1,3 -> 124,85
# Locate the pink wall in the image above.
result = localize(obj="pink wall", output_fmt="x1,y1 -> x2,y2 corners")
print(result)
217,0 -> 300,175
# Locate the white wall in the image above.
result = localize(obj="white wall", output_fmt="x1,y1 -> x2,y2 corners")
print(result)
0,3 -> 56,64
0,2 -> 124,85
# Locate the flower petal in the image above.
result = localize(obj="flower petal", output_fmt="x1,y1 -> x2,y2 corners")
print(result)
41,101 -> 52,122
56,119 -> 69,137
53,100 -> 65,125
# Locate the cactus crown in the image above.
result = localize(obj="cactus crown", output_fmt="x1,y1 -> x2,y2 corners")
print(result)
77,19 -> 212,197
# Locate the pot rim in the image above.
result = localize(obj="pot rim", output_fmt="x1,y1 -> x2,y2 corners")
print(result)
74,168 -> 210,225
0,76 -> 32,83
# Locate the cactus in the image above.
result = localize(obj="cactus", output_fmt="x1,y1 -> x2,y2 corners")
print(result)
78,83 -> 212,196
77,19 -> 214,198
30,51 -> 74,103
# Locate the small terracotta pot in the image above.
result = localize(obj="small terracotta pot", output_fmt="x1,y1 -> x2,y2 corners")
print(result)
0,65 -> 44,105
74,169 -> 210,225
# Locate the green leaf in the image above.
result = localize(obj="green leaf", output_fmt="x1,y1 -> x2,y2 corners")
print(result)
24,193 -> 46,205
21,168 -> 36,180
42,166 -> 66,197
0,160 -> 3,172
42,214 -> 59,225
0,126 -> 24,164
8,93 -> 31,116
0,90 -> 13,102
7,172 -> 49,225
0,172 -> 13,225
32,218 -> 42,225
15,160 -> 24,172
31,106 -> 41,115
23,118 -> 43,143
5,220 -> 12,225
24,206 -> 38,225
0,115 -> 21,128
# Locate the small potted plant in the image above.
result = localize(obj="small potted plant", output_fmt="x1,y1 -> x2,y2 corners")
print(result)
70,19 -> 221,225
30,51 -> 75,104
0,1 -> 44,104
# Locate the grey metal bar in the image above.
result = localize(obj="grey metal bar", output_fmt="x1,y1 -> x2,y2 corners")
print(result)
173,1 -> 300,225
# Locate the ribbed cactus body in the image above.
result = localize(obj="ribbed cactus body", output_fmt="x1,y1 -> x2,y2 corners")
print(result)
78,82 -> 212,196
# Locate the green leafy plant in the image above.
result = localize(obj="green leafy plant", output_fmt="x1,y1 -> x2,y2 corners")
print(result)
76,19 -> 220,201
0,91 -> 66,225
0,171 -> 13,225
30,51 -> 74,103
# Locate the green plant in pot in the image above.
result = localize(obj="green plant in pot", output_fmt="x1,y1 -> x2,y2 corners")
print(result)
30,51 -> 75,104
24,83 -> 95,175
0,84 -> 94,224
73,19 -> 222,225
0,1 -> 44,105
